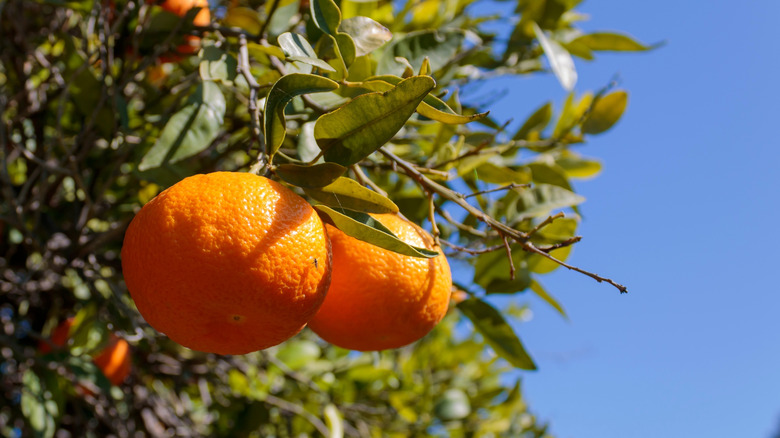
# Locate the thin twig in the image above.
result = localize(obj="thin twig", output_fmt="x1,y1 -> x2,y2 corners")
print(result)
538,236 -> 582,253
351,165 -> 387,196
428,192 -> 439,244
440,239 -> 503,255
502,235 -> 515,280
380,147 -> 627,294
237,33 -> 267,174
438,209 -> 487,238
463,182 -> 530,199
527,212 -> 564,237
257,0 -> 281,38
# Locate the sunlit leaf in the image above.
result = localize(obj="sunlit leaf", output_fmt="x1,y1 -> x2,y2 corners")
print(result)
139,81 -> 226,171
278,32 -> 337,72
434,388 -> 471,421
314,205 -> 438,258
305,177 -> 399,213
513,102 -> 553,140
275,162 -> 347,188
222,6 -> 262,35
514,184 -> 585,218
315,76 -> 435,166
264,73 -> 339,158
572,32 -> 654,52
338,16 -> 392,56
530,280 -> 568,319
556,151 -> 602,179
582,90 -> 628,134
199,45 -> 238,83
377,29 -> 466,76
21,369 -> 60,438
533,22 -> 577,91
457,298 -> 537,370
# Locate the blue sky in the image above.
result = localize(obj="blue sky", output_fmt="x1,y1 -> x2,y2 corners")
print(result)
465,1 -> 780,437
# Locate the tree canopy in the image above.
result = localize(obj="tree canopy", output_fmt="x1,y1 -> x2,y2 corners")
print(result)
0,0 -> 652,436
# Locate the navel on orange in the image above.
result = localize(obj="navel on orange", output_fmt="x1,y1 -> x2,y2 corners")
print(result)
121,172 -> 332,355
308,213 -> 452,351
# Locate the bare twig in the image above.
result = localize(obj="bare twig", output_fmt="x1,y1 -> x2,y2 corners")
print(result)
502,235 -> 515,280
351,165 -> 388,196
258,0 -> 281,38
438,209 -> 488,238
380,147 -> 627,293
463,182 -> 530,199
428,192 -> 440,244
237,33 -> 267,174
440,239 -> 503,255
527,212 -> 564,237
538,236 -> 582,253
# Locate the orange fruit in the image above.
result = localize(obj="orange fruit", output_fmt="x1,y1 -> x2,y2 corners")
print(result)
121,172 -> 332,355
92,335 -> 132,386
156,0 -> 211,61
308,214 -> 452,351
39,318 -> 132,386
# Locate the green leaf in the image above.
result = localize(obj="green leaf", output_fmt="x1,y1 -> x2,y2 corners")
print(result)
275,340 -> 321,370
314,205 -> 438,258
513,102 -> 553,140
377,29 -> 466,76
305,177 -> 399,213
473,249 -> 531,294
457,298 -> 537,370
222,6 -> 262,35
199,45 -> 238,83
275,162 -> 346,188
556,151 -> 602,179
310,0 -> 342,35
532,22 -> 577,91
264,73 -> 339,158
527,246 -> 572,274
360,76 -> 488,124
572,32 -> 654,52
530,280 -> 567,319
433,389 -> 471,421
338,16 -> 393,57
139,81 -> 226,171
514,184 -> 585,218
278,32 -> 337,72
527,161 -> 573,191
21,369 -> 60,438
582,90 -> 628,134
315,76 -> 435,166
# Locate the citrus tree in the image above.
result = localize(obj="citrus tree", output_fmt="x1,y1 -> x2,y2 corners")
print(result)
0,0 -> 653,436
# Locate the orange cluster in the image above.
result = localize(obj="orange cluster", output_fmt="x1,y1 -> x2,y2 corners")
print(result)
121,172 -> 452,355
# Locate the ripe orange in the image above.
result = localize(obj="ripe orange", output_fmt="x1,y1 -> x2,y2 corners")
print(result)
121,172 -> 332,355
308,214 -> 452,351
39,318 -> 132,386
156,0 -> 211,60
93,335 -> 132,386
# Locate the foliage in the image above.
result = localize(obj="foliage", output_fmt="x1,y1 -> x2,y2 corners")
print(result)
0,0 -> 651,436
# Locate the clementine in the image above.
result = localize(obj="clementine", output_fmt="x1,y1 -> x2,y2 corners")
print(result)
39,318 -> 132,386
308,214 -> 452,351
121,172 -> 332,355
157,0 -> 210,60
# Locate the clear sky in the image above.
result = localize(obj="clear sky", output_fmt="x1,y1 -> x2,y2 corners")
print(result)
465,1 -> 780,437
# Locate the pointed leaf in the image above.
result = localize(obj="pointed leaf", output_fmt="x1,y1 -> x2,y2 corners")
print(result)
264,73 -> 340,158
457,297 -> 537,370
315,75 -> 435,166
314,205 -> 438,258
310,0 -> 342,35
513,102 -> 553,140
360,76 -> 488,124
556,152 -> 602,179
530,280 -> 567,319
338,16 -> 393,57
514,184 -> 585,218
533,22 -> 577,91
572,32 -> 654,52
377,29 -> 466,76
222,6 -> 262,35
139,82 -> 226,171
582,90 -> 628,134
305,177 -> 398,213
275,162 -> 346,188
278,32 -> 336,72
199,45 -> 238,83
